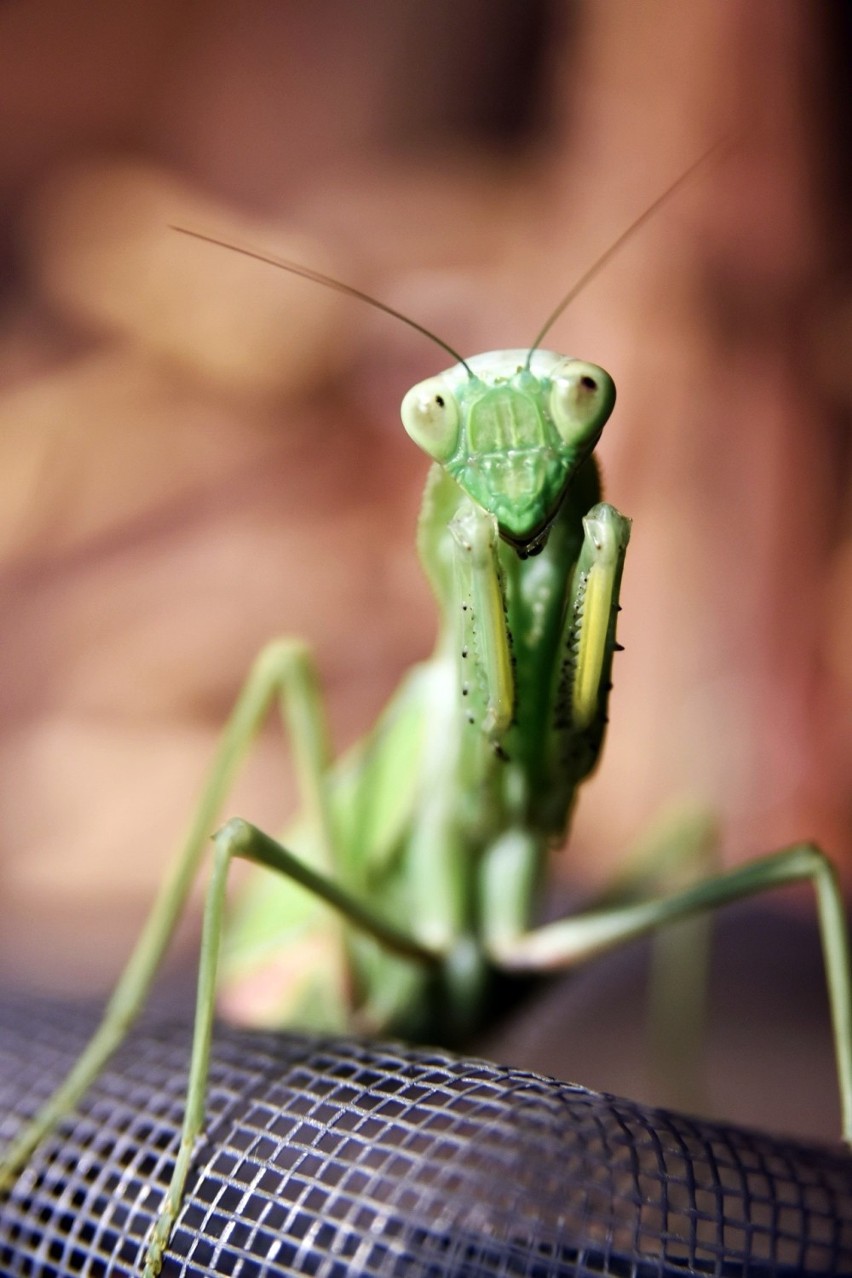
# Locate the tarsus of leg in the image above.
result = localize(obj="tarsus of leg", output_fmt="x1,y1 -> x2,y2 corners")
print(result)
0,638 -> 338,1189
489,842 -> 852,1143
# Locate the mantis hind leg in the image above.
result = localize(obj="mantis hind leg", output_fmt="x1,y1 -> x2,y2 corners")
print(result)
488,842 -> 852,1143
0,637 -> 339,1192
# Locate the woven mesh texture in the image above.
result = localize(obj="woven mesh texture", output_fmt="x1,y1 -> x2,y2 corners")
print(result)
2,997 -> 852,1277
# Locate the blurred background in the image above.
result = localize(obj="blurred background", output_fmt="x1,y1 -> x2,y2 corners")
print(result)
0,1 -> 850,1136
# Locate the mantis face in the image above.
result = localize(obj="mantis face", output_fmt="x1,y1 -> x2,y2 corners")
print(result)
401,350 -> 616,553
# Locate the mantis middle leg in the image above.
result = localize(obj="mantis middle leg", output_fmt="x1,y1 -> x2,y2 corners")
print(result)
141,817 -> 438,1277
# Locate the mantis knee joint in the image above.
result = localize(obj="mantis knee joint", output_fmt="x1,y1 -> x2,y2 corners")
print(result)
252,637 -> 312,682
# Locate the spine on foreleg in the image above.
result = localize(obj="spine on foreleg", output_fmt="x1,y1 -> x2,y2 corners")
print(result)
554,502 -> 631,789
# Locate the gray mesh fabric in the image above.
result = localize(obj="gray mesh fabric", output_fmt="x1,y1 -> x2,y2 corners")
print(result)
2,997 -> 852,1277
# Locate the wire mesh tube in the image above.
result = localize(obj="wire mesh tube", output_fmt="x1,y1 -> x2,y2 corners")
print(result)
1,996 -> 852,1276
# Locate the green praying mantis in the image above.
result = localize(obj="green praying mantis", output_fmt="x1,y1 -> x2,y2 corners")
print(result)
2,154 -> 852,1278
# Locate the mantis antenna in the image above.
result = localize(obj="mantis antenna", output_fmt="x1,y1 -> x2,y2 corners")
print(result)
524,138 -> 730,365
169,225 -> 474,376
173,140 -> 728,379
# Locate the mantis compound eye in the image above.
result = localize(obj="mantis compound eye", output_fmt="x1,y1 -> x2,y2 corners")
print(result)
401,377 -> 460,462
548,359 -> 616,446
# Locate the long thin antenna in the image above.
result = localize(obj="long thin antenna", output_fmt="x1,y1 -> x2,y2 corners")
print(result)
525,139 -> 729,365
170,225 -> 474,376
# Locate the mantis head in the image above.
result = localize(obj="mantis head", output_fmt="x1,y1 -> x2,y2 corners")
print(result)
401,350 -> 615,555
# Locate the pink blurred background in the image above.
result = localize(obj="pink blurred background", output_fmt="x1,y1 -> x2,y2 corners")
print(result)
0,0 -> 850,1128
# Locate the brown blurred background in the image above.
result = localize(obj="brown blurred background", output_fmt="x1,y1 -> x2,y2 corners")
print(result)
0,1 -> 850,1134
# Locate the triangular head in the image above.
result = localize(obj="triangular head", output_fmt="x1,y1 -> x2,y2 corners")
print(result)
401,349 -> 616,558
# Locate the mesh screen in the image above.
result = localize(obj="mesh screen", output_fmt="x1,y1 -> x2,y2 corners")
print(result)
2,996 -> 852,1277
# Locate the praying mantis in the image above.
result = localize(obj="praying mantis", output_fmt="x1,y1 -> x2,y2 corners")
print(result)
2,154 -> 852,1278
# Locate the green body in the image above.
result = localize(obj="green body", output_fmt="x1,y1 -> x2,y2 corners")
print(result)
223,348 -> 630,1040
4,339 -> 852,1278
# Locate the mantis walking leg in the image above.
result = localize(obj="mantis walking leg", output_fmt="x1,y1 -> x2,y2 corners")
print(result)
0,637 -> 340,1188
488,843 -> 852,1142
141,818 -> 438,1278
